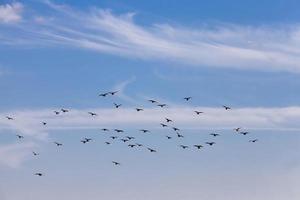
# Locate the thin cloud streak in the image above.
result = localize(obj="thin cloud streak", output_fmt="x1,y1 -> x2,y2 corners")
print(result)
1,2 -> 300,72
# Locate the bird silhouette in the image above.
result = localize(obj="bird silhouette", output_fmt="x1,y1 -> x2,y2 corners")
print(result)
54,111 -> 60,115
126,136 -> 135,140
183,97 -> 192,101
105,142 -> 111,145
194,145 -> 203,149
166,136 -> 172,139
88,112 -> 97,116
206,142 -> 215,146
173,127 -> 180,131
128,144 -> 136,148
120,139 -> 129,143
240,131 -> 249,135
148,99 -> 158,103
16,134 -> 24,139
165,118 -> 173,123
136,143 -> 143,147
179,145 -> 189,149
177,133 -> 184,138
210,133 -> 220,137
35,173 -> 43,176
112,161 -> 120,165
114,103 -> 122,108
157,104 -> 167,108
110,136 -> 118,140
54,142 -> 63,146
32,151 -> 39,156
234,127 -> 241,132
249,139 -> 258,143
109,91 -> 118,95
81,140 -> 88,144
223,105 -> 231,110
101,128 -> 109,132
61,108 -> 69,113
147,148 -> 157,153
42,122 -> 47,125
160,123 -> 168,127
6,116 -> 13,120
140,129 -> 150,133
194,111 -> 204,115
114,129 -> 124,133
84,138 -> 92,142
99,92 -> 109,97
136,108 -> 144,112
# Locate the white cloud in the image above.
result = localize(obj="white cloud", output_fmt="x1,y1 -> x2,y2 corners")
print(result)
0,2 -> 23,24
1,2 -> 300,72
0,142 -> 36,168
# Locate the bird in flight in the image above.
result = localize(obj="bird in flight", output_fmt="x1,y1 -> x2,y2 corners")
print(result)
157,104 -> 167,108
88,112 -> 97,116
99,92 -> 109,97
128,144 -> 136,148
160,123 -> 168,127
165,118 -> 173,123
114,129 -> 124,133
194,111 -> 204,115
147,148 -> 157,153
112,161 -> 120,166
54,111 -> 60,115
223,105 -> 231,110
32,151 -> 39,156
120,139 -> 129,143
109,91 -> 118,95
183,97 -> 192,101
81,140 -> 88,144
110,136 -> 118,140
105,142 -> 111,145
210,133 -> 220,137
179,145 -> 189,149
206,142 -> 216,146
249,139 -> 258,143
177,133 -> 184,138
140,129 -> 150,133
61,108 -> 69,113
42,122 -> 47,125
240,131 -> 249,135
16,134 -> 24,139
234,127 -> 241,132
136,143 -> 143,147
54,142 -> 63,146
166,136 -> 172,139
35,173 -> 43,176
6,116 -> 13,120
101,128 -> 109,132
136,108 -> 144,112
114,103 -> 122,108
148,99 -> 158,103
194,145 -> 203,149
173,127 -> 180,132
126,136 -> 135,140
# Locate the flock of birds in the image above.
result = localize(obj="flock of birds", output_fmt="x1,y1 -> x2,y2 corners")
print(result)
4,90 -> 258,176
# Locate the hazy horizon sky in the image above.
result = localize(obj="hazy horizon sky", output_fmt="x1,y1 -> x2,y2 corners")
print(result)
0,1 -> 300,200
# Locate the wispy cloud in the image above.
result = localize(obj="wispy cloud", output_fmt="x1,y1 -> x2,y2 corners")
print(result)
0,2 -> 23,24
1,2 -> 300,72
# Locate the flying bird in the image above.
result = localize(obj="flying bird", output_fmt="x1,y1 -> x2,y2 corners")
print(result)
165,118 -> 173,123
160,123 -> 168,127
101,128 -> 109,132
35,173 -> 43,176
42,122 -> 47,125
166,136 -> 172,139
194,111 -> 204,115
223,105 -> 231,110
32,151 -> 39,156
136,108 -> 144,112
6,116 -> 13,120
105,142 -> 111,145
234,127 -> 242,132
194,145 -> 203,149
240,131 -> 249,135
54,111 -> 60,115
16,134 -> 24,139
179,145 -> 189,149
210,133 -> 220,137
109,91 -> 118,95
177,133 -> 184,138
126,136 -> 135,140
88,112 -> 97,116
120,139 -> 129,143
206,142 -> 216,146
249,139 -> 258,143
114,103 -> 122,108
183,97 -> 192,101
128,144 -> 136,148
147,148 -> 157,153
157,104 -> 167,108
54,142 -> 63,146
136,143 -> 143,147
110,136 -> 118,140
112,161 -> 120,166
61,108 -> 69,113
99,92 -> 109,97
173,127 -> 180,131
114,129 -> 124,133
148,99 -> 158,103
140,129 -> 150,133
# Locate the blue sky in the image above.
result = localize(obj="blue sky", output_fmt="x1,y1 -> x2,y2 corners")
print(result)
0,1 -> 300,200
